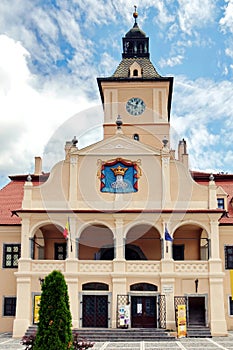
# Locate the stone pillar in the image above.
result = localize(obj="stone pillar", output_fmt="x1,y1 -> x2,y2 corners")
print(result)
161,144 -> 171,207
22,181 -> 33,209
111,278 -> 127,328
209,175 -> 217,209
208,217 -> 227,335
163,222 -> 173,260
13,276 -> 31,337
209,276 -> 227,336
21,216 -> 31,259
67,217 -> 76,259
69,154 -> 78,207
66,276 -> 79,329
161,253 -> 175,331
210,219 -> 220,259
114,217 -> 125,260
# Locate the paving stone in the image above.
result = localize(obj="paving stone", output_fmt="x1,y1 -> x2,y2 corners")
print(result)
2,333 -> 233,350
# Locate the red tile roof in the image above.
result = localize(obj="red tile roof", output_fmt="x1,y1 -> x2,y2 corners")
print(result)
0,174 -> 49,225
192,171 -> 233,224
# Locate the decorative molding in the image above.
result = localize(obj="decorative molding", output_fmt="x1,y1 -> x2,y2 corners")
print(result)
127,262 -> 160,273
32,262 -> 65,272
175,262 -> 208,273
79,262 -> 112,272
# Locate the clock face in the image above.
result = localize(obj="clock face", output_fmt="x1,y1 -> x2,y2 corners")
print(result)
126,97 -> 146,116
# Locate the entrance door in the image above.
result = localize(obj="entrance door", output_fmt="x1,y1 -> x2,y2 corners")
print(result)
188,296 -> 206,326
131,296 -> 156,328
82,295 -> 108,328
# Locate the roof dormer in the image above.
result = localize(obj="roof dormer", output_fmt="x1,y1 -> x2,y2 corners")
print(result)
129,61 -> 142,78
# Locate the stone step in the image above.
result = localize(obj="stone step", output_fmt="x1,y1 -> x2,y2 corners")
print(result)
187,326 -> 212,338
73,328 -> 175,342
25,326 -> 175,342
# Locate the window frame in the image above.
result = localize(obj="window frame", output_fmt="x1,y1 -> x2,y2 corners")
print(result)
217,198 -> 225,210
229,296 -> 233,316
3,296 -> 16,317
3,243 -> 21,268
225,245 -> 233,270
173,244 -> 185,260
54,243 -> 67,260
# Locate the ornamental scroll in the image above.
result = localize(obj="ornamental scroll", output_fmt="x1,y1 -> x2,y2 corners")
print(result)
97,158 -> 141,193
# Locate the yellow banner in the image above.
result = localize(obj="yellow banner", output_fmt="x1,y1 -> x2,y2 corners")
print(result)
177,304 -> 187,338
33,295 -> 41,324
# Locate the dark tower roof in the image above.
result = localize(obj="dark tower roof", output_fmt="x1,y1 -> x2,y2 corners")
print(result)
111,7 -> 161,79
122,6 -> 149,59
125,22 -> 146,38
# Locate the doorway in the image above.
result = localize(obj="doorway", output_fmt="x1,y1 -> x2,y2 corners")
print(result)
82,295 -> 108,328
188,296 -> 206,326
131,296 -> 156,328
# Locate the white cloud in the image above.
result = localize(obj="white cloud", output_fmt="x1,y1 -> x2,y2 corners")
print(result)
159,55 -> 184,68
177,0 -> 216,35
0,35 -> 98,180
171,75 -> 233,173
219,0 -> 233,33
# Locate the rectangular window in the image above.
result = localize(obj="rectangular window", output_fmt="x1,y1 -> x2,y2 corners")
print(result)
54,243 -> 67,260
217,198 -> 225,209
3,244 -> 21,268
173,244 -> 185,260
225,246 -> 233,269
3,297 -> 16,316
229,296 -> 233,316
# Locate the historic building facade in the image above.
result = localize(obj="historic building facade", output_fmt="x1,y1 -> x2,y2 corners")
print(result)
0,10 -> 233,337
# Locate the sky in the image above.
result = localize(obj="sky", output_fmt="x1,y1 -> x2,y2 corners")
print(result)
0,0 -> 233,188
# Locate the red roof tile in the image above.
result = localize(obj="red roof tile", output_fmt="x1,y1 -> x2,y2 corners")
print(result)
0,174 -> 49,225
192,171 -> 233,224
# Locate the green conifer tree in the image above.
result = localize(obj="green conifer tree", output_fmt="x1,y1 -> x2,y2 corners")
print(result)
34,270 -> 73,350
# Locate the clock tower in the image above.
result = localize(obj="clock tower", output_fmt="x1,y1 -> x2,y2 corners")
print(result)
97,7 -> 173,149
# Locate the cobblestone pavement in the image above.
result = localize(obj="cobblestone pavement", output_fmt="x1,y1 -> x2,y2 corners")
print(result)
2,332 -> 233,350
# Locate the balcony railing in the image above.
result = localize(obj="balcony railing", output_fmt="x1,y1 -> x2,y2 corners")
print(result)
20,259 -> 209,276
174,261 -> 209,274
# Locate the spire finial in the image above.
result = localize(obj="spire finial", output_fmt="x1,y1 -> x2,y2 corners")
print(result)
133,5 -> 138,24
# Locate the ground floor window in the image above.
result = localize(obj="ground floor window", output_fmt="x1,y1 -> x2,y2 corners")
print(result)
229,296 -> 233,316
225,246 -> 233,269
3,297 -> 16,316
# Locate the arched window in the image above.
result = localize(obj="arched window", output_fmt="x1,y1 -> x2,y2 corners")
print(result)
133,133 -> 139,141
133,69 -> 138,77
130,283 -> 158,291
82,282 -> 109,291
125,244 -> 147,260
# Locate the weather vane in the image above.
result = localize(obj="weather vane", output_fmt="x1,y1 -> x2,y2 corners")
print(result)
133,5 -> 138,23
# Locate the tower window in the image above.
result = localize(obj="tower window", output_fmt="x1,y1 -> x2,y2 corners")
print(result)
138,43 -> 143,53
133,69 -> 138,77
217,198 -> 225,209
133,134 -> 139,141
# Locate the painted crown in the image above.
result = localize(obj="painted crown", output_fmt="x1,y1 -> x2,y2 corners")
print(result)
111,165 -> 128,176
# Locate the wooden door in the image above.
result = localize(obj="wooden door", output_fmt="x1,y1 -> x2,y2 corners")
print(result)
82,295 -> 108,327
131,296 -> 156,328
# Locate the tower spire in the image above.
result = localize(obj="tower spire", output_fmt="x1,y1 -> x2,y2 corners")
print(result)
122,6 -> 149,59
133,5 -> 138,25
